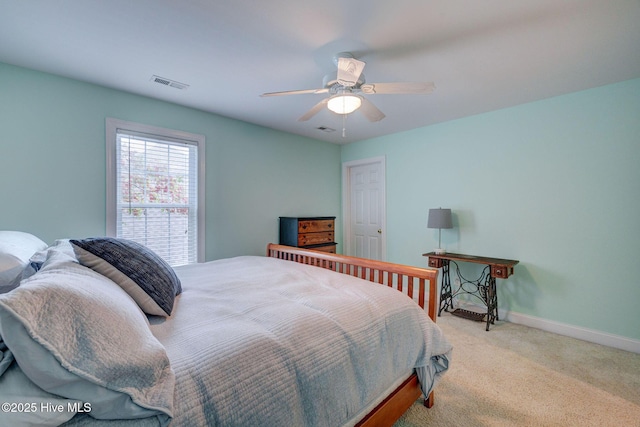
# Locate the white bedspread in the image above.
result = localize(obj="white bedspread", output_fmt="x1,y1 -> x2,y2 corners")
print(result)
65,255 -> 451,426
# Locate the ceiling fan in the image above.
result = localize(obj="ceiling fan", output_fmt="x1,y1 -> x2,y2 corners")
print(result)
261,52 -> 435,123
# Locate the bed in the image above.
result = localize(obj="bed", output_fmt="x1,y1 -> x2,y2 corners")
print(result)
0,232 -> 452,427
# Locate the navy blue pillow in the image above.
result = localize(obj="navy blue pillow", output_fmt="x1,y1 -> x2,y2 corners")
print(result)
70,237 -> 181,316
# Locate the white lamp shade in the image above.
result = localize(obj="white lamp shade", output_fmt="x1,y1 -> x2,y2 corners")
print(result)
327,94 -> 362,114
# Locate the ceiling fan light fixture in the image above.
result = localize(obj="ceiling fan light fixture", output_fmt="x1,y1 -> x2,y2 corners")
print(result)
327,94 -> 362,115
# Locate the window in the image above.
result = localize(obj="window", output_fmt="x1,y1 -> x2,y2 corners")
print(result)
106,118 -> 205,266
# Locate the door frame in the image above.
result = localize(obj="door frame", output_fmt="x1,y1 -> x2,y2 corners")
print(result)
341,156 -> 387,260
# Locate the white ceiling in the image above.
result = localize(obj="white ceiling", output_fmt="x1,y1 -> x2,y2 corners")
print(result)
1,0 -> 639,144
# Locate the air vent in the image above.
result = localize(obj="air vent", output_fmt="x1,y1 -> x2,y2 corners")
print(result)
150,75 -> 189,90
316,126 -> 336,133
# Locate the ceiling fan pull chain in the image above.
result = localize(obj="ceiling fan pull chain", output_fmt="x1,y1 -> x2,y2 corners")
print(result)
342,113 -> 347,138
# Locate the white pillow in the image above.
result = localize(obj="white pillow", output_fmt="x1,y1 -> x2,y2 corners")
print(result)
0,231 -> 48,293
20,239 -> 77,281
0,259 -> 175,422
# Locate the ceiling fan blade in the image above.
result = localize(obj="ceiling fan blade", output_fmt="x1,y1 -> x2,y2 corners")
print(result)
359,98 -> 386,122
298,99 -> 329,121
360,82 -> 435,95
337,57 -> 366,87
261,88 -> 328,97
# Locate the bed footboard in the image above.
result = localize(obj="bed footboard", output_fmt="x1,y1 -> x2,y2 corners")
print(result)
266,244 -> 440,425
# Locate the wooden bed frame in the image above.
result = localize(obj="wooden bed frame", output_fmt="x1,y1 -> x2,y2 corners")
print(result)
266,244 -> 440,427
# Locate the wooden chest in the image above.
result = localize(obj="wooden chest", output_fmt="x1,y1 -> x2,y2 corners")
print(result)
279,217 -> 337,253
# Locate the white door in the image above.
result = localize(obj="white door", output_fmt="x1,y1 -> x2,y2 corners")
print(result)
342,157 -> 385,260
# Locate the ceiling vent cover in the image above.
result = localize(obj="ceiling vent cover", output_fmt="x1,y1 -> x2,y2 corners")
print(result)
150,75 -> 189,90
316,126 -> 335,133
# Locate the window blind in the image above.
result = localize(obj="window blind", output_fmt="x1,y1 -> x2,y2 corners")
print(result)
115,130 -> 199,266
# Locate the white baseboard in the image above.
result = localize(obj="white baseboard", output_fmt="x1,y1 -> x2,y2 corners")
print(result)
457,303 -> 640,354
505,310 -> 640,354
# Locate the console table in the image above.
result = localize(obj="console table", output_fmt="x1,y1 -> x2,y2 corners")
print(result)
423,252 -> 519,331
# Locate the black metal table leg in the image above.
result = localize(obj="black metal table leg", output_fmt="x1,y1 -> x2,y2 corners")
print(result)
483,275 -> 498,331
438,260 -> 452,316
446,263 -> 499,330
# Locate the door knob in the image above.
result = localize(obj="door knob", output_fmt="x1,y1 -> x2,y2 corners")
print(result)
378,229 -> 382,234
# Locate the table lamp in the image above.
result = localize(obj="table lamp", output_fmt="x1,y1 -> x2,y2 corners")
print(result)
427,208 -> 452,254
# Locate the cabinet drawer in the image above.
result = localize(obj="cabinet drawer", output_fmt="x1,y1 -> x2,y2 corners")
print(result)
311,244 -> 337,254
428,258 -> 444,268
298,231 -> 334,246
298,220 -> 334,233
491,265 -> 512,279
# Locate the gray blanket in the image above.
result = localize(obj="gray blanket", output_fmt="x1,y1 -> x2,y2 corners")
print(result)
3,255 -> 451,427
146,256 -> 451,426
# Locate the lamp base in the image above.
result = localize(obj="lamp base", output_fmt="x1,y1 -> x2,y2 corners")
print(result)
435,248 -> 447,255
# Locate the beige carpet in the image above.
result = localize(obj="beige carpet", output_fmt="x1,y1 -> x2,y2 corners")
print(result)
394,314 -> 640,427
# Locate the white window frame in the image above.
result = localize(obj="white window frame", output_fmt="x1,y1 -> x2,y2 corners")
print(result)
106,118 -> 205,264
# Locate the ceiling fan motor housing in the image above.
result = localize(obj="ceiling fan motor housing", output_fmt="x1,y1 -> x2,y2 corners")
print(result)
323,72 -> 365,93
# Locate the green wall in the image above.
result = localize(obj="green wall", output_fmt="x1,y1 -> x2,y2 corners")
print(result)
342,78 -> 640,340
2,61 -> 638,342
0,62 -> 342,260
